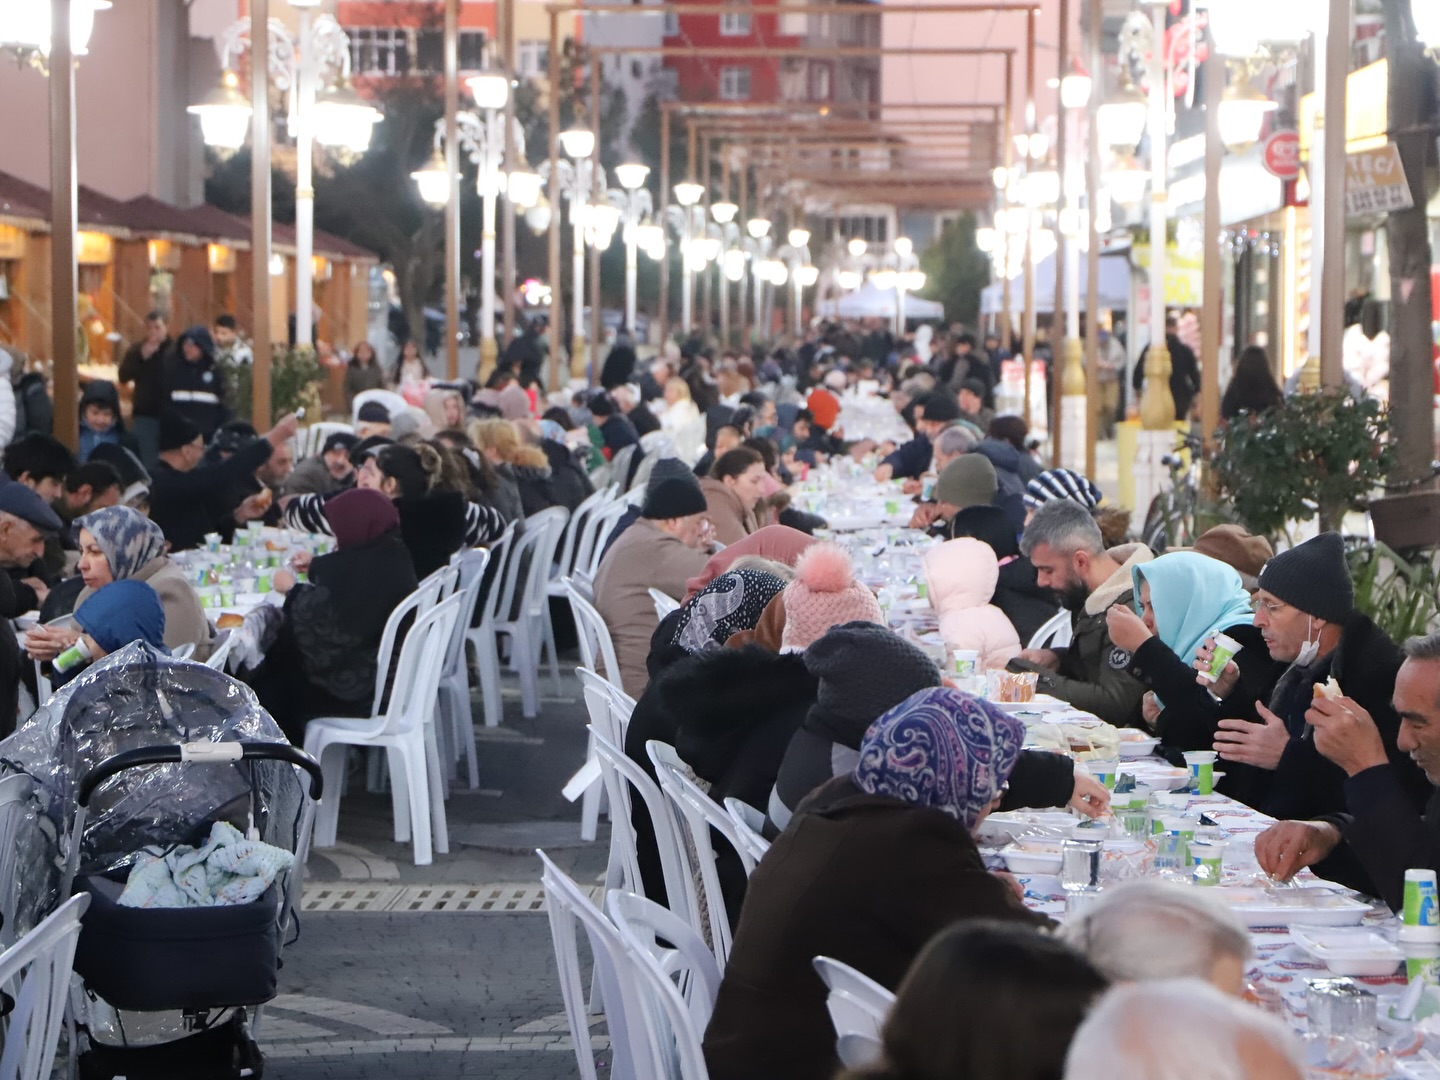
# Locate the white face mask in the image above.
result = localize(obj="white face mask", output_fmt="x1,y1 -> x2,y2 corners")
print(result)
1295,615 -> 1320,667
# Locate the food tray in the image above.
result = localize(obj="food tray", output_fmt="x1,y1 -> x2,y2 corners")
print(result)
1291,927 -> 1404,977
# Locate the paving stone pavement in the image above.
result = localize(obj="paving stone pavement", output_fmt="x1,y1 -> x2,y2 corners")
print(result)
266,659 -> 614,1080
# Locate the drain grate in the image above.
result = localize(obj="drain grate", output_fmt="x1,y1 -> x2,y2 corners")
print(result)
301,882 -> 600,913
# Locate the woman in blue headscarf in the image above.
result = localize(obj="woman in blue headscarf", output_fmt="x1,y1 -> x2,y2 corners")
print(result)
53,579 -> 168,686
1105,551 -> 1287,763
702,687 -> 1047,1080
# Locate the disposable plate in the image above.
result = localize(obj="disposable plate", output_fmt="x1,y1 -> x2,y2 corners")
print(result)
1215,887 -> 1371,928
1291,927 -> 1405,977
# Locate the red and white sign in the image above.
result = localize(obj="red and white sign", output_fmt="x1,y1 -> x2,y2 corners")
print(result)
1262,130 -> 1300,180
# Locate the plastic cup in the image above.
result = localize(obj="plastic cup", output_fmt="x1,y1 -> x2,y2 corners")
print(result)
256,573 -> 272,594
1200,632 -> 1242,684
1400,869 -> 1440,943
1191,840 -> 1224,885
915,581 -> 928,601
921,476 -> 936,502
885,498 -> 900,516
203,532 -> 221,552
1153,830 -> 1190,871
952,649 -> 980,679
1184,750 -> 1218,795
1088,757 -> 1120,791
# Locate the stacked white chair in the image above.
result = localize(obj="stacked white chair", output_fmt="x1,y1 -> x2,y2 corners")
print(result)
722,797 -> 771,867
647,741 -> 754,966
589,728 -> 701,931
538,850 -> 647,1080
606,890 -> 718,1080
0,893 -> 90,1080
581,500 -> 632,580
812,955 -> 896,1068
549,488 -> 609,604
439,543 -> 497,780
486,507 -> 569,718
564,577 -> 619,686
649,588 -> 681,620
304,590 -> 463,866
569,668 -> 628,843
203,631 -> 238,672
466,528 -> 519,729
1027,609 -> 1073,651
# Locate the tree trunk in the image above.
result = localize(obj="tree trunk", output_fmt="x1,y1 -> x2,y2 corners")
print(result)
1383,0 -> 1436,486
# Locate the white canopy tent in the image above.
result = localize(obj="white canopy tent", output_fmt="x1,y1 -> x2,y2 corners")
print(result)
818,280 -> 945,321
980,252 -> 1131,315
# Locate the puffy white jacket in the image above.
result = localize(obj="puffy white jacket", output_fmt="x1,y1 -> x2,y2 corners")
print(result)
922,537 -> 1023,670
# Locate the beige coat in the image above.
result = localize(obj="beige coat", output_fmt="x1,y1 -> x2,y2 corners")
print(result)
699,477 -> 760,546
76,555 -> 213,661
592,518 -> 711,697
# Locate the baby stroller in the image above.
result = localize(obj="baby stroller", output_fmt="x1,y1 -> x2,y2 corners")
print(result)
0,642 -> 323,1079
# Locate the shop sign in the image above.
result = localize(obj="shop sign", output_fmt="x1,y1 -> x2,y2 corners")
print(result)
0,224 -> 25,260
1262,131 -> 1300,180
76,232 -> 113,266
1345,143 -> 1413,216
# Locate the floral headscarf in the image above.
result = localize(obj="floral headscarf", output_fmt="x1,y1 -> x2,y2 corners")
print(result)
672,569 -> 787,654
76,505 -> 167,581
853,687 -> 1024,829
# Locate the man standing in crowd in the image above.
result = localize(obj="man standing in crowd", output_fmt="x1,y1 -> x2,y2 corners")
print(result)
148,411 -> 298,551
213,314 -> 254,365
1132,313 -> 1200,421
166,327 -> 231,439
285,431 -> 359,497
1007,499 -> 1152,728
119,309 -> 172,466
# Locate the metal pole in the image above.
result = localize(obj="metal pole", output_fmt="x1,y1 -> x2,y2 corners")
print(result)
50,0 -> 78,450
480,109 -> 499,378
444,0 -> 461,380
701,135 -> 713,339
501,0 -> 518,355
546,9 -> 562,389
1084,0 -> 1100,479
659,107 -> 671,347
1319,0 -> 1348,388
295,6 -> 315,350
1200,40 -> 1224,446
1052,0 -> 1069,467
625,200 -> 638,335
1138,0 -> 1173,430
251,0 -> 272,428
572,185 -> 586,377
588,58 -> 602,384
1021,7 -> 1036,430
737,159 -> 748,347
1000,52 -> 1013,356
719,150 -> 730,347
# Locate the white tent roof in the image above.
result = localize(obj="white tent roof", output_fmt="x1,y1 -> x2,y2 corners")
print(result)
980,252 -> 1131,315
818,280 -> 945,320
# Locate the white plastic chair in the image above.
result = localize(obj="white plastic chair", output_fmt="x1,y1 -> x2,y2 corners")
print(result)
305,593 -> 463,866
1027,609 -> 1072,651
568,668 -> 625,843
573,495 -> 625,584
565,577 -> 620,686
465,528 -> 518,729
295,421 -> 355,460
538,850 -> 647,1080
812,955 -> 896,1060
171,642 -> 196,662
583,500 -> 632,579
590,728 -> 702,931
487,508 -> 568,718
836,1032 -> 885,1069
647,740 -> 753,966
605,890 -> 716,1080
440,545 -> 495,785
204,630 -> 238,672
639,431 -> 675,457
722,797 -> 771,866
351,388 -> 410,425
649,588 -> 680,620
0,773 -> 34,946
550,488 -> 610,602
0,892 -> 90,1080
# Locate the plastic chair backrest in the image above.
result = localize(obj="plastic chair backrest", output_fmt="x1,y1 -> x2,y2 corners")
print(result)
722,797 -> 771,865
565,577 -> 619,683
576,668 -> 626,749
520,506 -> 570,613
572,492 -> 620,579
554,488 -> 608,582
590,728 -> 701,930
604,890 -> 714,1080
381,594 -> 463,735
638,431 -> 674,457
298,421 -> 355,459
836,1031 -> 884,1070
0,893 -> 90,1080
812,956 -> 896,1046
648,588 -> 680,620
351,388 -> 410,426
647,740 -> 751,964
585,501 -> 631,578
204,632 -> 237,671
0,774 -> 33,946
445,546 -> 492,674
371,566 -> 457,716
537,850 -> 647,1080
1027,609 -> 1072,651
171,642 -> 196,662
474,527 -> 517,628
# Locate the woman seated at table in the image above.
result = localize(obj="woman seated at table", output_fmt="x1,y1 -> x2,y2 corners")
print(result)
54,579 -> 170,686
1103,550 -> 1284,802
30,504 -> 211,663
243,488 -> 419,743
703,687 -> 1050,1080
841,921 -> 1107,1080
699,446 -> 768,545
469,418 -> 558,518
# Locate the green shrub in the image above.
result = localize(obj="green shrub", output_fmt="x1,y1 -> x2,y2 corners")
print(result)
218,347 -> 324,423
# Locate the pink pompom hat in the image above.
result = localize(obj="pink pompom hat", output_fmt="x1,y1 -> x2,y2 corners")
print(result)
780,542 -> 885,652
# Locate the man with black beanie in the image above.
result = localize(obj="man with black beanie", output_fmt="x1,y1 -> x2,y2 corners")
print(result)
873,390 -> 961,482
1206,532 -> 1431,830
148,410 -> 299,551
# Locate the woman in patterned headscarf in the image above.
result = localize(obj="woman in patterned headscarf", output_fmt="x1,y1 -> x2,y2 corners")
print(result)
29,504 -> 211,662
703,687 -> 1047,1080
671,568 -> 789,655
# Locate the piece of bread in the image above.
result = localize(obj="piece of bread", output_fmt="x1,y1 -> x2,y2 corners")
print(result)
1312,676 -> 1343,701
253,487 -> 273,511
216,613 -> 244,630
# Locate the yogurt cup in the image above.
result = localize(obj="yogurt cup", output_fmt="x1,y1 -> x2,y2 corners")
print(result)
1200,632 -> 1242,683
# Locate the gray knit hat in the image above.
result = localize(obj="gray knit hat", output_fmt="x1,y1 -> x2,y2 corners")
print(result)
803,621 -> 943,746
1256,531 -> 1353,624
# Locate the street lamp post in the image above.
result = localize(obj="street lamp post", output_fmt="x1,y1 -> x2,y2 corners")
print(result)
782,226 -> 811,337
746,216 -> 772,344
613,162 -> 654,337
711,199 -> 738,344
553,128 -> 596,372
673,181 -> 705,336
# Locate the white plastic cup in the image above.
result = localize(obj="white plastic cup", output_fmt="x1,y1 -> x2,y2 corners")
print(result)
1401,869 -> 1440,943
1183,750 -> 1218,795
1200,632 -> 1242,684
952,649 -> 980,679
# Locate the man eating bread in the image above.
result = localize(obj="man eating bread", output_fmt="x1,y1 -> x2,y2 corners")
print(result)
1199,532 -> 1429,831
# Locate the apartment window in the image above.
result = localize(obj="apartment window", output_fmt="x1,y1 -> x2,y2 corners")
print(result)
662,11 -> 679,35
517,39 -> 550,77
811,64 -> 831,101
718,65 -> 751,101
720,6 -> 752,35
459,30 -> 486,70
349,27 -> 410,77
655,67 -> 679,101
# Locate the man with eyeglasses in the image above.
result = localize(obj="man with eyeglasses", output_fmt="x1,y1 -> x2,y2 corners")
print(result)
1201,532 -> 1429,827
